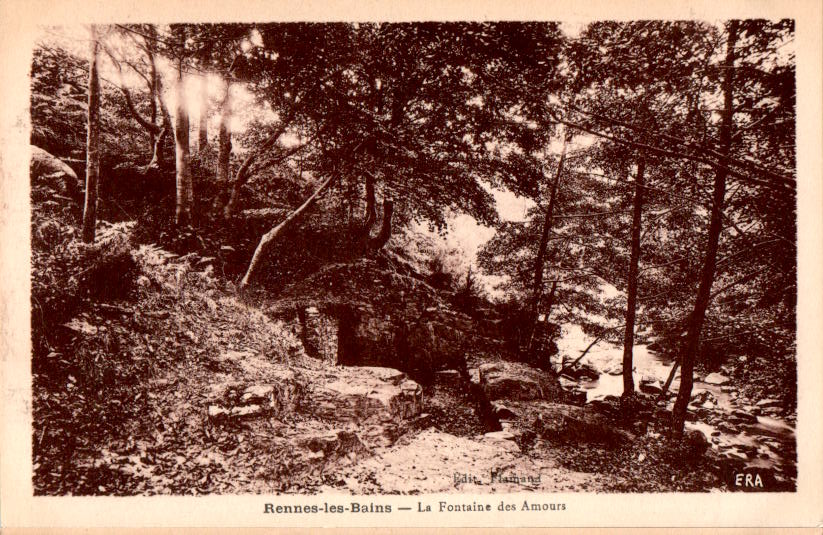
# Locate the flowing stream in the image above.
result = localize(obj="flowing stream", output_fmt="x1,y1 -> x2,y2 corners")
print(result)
555,325 -> 796,482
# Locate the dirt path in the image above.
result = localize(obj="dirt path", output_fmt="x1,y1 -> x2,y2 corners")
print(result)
331,428 -> 606,494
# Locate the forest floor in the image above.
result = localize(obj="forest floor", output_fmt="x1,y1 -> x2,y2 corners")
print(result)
32,230 -> 794,495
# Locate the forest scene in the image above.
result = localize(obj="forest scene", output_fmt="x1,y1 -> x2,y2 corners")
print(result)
30,20 -> 797,495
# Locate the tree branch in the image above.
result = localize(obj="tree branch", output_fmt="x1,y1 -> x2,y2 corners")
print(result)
548,111 -> 795,195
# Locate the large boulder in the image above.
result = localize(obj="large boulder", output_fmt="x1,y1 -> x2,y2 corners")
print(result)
531,402 -> 635,447
559,361 -> 599,381
683,429 -> 710,458
639,377 -> 663,395
755,398 -> 781,409
478,361 -> 563,402
278,259 -> 478,382
30,145 -> 82,201
703,372 -> 730,385
310,367 -> 423,424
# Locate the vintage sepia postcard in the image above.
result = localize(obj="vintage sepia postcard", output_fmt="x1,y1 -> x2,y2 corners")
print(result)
1,0 -> 821,530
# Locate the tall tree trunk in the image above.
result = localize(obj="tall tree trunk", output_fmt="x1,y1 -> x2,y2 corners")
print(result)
145,25 -> 167,170
198,75 -> 209,153
368,199 -> 394,250
239,174 -> 336,289
81,24 -> 101,244
214,78 -> 232,212
622,157 -> 646,397
671,20 -> 738,437
527,132 -> 569,349
173,58 -> 193,226
147,37 -> 158,154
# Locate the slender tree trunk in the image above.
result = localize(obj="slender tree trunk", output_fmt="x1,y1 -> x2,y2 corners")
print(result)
147,126 -> 167,172
363,172 -> 377,232
147,37 -> 158,154
622,158 -> 646,397
657,359 -> 680,402
173,58 -> 193,226
560,334 -> 605,376
147,25 -> 169,170
239,174 -> 336,289
223,112 -> 295,219
525,279 -> 559,352
81,24 -> 101,244
532,134 -> 569,312
671,20 -> 738,437
118,81 -> 166,172
369,199 -> 394,250
214,78 -> 232,212
199,75 -> 209,153
150,75 -> 173,171
527,132 -> 569,349
142,25 -> 164,170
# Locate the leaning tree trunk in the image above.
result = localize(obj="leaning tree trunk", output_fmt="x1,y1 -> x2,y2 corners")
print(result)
213,78 -> 232,212
527,132 -> 569,350
657,359 -> 680,402
622,158 -> 646,398
116,79 -> 167,173
222,111 -> 295,219
671,20 -> 738,437
173,58 -> 193,226
239,174 -> 336,289
81,24 -> 101,244
198,75 -> 209,153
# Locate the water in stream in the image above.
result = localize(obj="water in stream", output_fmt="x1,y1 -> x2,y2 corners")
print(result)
555,324 -> 796,484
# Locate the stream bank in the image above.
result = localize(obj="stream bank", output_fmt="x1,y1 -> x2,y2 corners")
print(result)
555,324 -> 797,489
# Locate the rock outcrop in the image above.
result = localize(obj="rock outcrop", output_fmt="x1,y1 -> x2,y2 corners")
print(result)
478,361 -> 563,402
299,429 -> 371,463
30,145 -> 83,202
531,402 -> 636,447
208,369 -> 304,422
273,259 -> 480,383
310,369 -> 423,424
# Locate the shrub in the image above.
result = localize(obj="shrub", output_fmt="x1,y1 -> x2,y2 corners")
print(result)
31,222 -> 139,357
